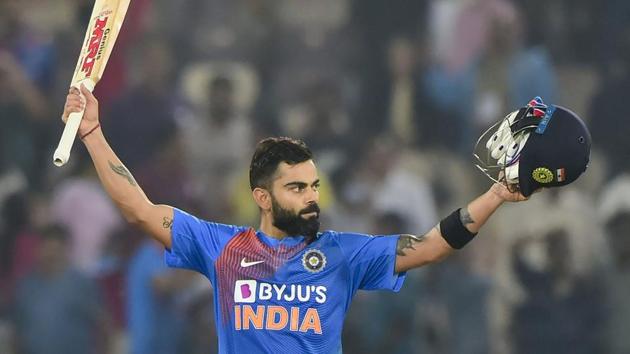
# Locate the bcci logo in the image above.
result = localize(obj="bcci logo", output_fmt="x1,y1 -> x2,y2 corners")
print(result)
302,249 -> 326,273
532,167 -> 554,184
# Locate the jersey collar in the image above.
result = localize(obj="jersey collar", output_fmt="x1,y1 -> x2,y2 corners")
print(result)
256,230 -> 306,248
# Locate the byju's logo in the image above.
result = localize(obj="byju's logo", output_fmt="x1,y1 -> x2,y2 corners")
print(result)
234,280 -> 257,303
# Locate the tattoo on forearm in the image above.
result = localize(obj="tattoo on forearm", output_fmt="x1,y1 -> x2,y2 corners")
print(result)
108,161 -> 137,186
396,234 -> 426,256
162,217 -> 173,229
460,207 -> 475,225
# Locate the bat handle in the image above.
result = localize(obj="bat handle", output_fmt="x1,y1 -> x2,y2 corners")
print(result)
53,110 -> 84,166
53,80 -> 94,167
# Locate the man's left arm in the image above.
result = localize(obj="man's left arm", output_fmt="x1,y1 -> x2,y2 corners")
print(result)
395,183 -> 528,273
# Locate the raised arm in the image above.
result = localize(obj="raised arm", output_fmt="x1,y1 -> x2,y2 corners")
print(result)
395,183 -> 528,272
63,85 -> 173,248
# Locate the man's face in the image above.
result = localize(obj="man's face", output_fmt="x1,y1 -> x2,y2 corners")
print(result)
269,160 -> 321,240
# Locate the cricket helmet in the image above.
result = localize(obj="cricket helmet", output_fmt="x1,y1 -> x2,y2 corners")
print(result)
474,97 -> 591,197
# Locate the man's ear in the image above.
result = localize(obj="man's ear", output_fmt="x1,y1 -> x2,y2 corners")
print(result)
252,187 -> 272,211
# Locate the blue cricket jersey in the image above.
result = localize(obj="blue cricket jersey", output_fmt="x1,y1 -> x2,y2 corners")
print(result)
165,208 -> 406,354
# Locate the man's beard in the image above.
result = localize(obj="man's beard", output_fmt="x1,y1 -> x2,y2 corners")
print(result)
271,197 -> 320,243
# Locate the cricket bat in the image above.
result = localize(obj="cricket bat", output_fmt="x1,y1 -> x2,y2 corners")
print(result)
53,0 -> 131,167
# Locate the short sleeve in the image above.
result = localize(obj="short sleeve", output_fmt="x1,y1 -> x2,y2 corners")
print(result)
337,232 -> 406,292
164,208 -> 246,275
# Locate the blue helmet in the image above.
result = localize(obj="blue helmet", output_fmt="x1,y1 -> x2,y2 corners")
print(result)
474,97 -> 591,197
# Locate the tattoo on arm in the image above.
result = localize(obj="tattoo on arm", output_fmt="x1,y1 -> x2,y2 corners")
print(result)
396,234 -> 426,256
162,217 -> 173,229
460,207 -> 475,225
108,161 -> 137,186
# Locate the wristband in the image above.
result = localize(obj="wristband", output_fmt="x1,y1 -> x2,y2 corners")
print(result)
80,123 -> 100,140
439,208 -> 477,249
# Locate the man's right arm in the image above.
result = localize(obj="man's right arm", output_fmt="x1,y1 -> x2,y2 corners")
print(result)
64,85 -> 173,248
82,129 -> 173,248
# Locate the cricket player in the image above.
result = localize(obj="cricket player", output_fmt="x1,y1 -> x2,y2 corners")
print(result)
63,87 -> 590,353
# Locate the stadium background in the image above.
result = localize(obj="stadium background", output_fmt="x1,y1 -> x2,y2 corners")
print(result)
0,0 -> 629,353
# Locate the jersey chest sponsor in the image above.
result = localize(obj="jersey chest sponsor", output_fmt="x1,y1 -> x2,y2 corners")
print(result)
235,280 -> 327,303
233,280 -> 327,334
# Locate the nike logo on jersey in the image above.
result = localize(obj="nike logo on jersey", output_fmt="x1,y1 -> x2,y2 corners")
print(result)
240,258 -> 265,268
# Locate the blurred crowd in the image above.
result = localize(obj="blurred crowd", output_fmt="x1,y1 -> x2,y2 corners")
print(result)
0,0 -> 629,353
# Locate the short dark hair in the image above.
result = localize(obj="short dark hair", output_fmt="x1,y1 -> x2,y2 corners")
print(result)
249,137 -> 313,190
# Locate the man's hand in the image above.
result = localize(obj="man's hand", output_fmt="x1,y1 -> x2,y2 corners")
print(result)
62,84 -> 100,137
489,182 -> 533,202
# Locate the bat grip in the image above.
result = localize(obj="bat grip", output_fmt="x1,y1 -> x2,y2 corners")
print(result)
53,110 -> 84,166
53,80 -> 94,167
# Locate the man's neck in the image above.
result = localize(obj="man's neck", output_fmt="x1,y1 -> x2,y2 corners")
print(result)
259,213 -> 289,240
